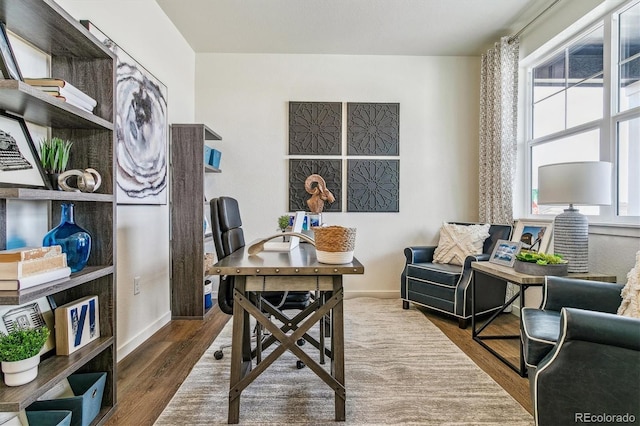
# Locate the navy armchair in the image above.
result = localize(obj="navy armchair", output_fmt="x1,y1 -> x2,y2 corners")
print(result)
401,223 -> 512,328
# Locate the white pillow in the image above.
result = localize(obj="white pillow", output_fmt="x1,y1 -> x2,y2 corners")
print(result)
432,223 -> 491,266
618,250 -> 640,319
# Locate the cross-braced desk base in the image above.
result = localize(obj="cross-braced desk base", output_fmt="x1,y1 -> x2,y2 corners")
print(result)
228,275 -> 345,424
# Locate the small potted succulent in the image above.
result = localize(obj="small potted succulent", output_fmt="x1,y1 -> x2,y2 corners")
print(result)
514,250 -> 568,276
39,137 -> 73,189
0,326 -> 50,386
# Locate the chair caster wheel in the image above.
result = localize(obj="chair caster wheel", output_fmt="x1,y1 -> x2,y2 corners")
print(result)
296,360 -> 305,369
297,338 -> 305,346
214,350 -> 224,360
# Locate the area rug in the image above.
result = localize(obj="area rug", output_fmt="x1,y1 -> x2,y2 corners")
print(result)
155,297 -> 533,425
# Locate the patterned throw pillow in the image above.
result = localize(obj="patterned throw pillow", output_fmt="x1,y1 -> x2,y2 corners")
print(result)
618,250 -> 640,319
432,223 -> 491,266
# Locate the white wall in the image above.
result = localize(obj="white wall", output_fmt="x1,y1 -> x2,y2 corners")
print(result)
196,53 -> 482,296
54,0 -> 196,360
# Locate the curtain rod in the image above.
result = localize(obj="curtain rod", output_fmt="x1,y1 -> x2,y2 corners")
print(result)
508,0 -> 562,44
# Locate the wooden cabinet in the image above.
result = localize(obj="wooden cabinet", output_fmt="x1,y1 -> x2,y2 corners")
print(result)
170,124 -> 222,319
0,0 -> 117,420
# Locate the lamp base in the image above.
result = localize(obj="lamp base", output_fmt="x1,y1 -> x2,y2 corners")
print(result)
553,207 -> 589,273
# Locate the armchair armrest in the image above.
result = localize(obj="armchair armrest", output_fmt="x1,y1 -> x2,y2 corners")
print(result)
404,246 -> 436,264
463,253 -> 489,269
542,276 -> 623,313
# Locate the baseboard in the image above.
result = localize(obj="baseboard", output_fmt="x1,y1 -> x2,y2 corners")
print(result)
344,290 -> 399,299
117,310 -> 172,362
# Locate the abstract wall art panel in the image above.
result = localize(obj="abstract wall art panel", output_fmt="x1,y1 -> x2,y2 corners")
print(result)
289,102 -> 342,155
289,159 -> 342,212
347,103 -> 399,155
347,159 -> 399,212
82,21 -> 168,204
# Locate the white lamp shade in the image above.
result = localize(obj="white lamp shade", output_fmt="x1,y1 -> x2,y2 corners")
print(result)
538,161 -> 612,206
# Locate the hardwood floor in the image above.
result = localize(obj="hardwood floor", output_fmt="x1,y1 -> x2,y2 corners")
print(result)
106,302 -> 532,425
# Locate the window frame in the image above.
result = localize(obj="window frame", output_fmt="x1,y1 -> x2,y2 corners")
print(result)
524,0 -> 640,226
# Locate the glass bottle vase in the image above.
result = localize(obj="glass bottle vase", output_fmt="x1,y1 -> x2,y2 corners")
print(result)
43,203 -> 91,273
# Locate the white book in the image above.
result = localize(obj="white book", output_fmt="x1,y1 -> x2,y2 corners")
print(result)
24,78 -> 98,107
0,267 -> 71,291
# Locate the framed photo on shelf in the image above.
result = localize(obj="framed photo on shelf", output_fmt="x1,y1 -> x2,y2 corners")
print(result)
0,22 -> 23,81
512,219 -> 553,254
489,239 -> 522,267
0,297 -> 56,356
0,111 -> 50,189
55,295 -> 100,356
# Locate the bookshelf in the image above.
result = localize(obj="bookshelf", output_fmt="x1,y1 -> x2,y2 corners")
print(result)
170,123 -> 222,319
0,0 -> 117,420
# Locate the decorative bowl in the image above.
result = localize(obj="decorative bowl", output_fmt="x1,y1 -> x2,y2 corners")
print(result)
514,260 -> 568,276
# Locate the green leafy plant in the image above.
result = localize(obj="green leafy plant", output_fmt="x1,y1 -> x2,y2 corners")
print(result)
0,327 -> 49,362
39,137 -> 73,173
516,250 -> 567,265
277,215 -> 290,232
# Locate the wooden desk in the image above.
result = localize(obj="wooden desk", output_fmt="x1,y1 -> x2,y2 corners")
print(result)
470,262 -> 616,377
209,244 -> 364,424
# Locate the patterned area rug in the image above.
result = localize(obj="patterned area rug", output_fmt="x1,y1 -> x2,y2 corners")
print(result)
155,297 -> 533,425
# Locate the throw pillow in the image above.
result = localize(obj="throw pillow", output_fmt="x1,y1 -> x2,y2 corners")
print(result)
433,222 -> 491,266
618,250 -> 640,318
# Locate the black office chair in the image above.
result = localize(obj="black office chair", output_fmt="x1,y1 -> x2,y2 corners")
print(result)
210,196 -> 311,363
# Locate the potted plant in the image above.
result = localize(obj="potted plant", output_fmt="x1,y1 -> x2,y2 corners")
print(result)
278,215 -> 290,241
514,250 -> 569,276
0,326 -> 50,386
39,137 -> 73,189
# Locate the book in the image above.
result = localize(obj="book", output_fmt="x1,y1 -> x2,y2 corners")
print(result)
45,92 -> 95,113
0,245 -> 62,263
24,78 -> 97,107
55,295 -> 100,356
0,266 -> 71,291
0,253 -> 67,279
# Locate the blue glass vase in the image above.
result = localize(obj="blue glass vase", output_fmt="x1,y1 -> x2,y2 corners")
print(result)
43,203 -> 91,273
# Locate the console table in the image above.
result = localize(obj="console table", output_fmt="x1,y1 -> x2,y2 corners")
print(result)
470,261 -> 616,376
209,244 -> 364,423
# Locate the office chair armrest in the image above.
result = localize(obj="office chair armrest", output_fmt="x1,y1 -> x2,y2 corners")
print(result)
404,246 -> 436,264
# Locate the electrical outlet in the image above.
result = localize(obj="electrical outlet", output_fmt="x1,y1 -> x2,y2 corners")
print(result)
134,276 -> 141,295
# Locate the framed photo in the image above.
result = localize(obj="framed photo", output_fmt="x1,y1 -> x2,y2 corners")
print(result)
512,219 -> 554,254
0,297 -> 56,356
0,111 -> 50,188
0,22 -> 23,81
54,295 -> 100,356
81,20 -> 168,205
489,239 -> 522,267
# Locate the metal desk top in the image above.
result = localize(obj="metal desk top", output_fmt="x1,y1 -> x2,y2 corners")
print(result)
208,243 -> 364,276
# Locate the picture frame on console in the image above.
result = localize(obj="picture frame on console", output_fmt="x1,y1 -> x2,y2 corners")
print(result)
511,219 -> 553,253
489,239 -> 522,267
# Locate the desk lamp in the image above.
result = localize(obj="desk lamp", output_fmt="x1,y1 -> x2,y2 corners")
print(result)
537,161 -> 612,273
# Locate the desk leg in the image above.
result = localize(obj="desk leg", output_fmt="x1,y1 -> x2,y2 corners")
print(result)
228,276 -> 248,424
333,276 -> 345,422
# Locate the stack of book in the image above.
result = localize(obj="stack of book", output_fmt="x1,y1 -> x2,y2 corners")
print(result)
24,78 -> 97,114
0,245 -> 71,290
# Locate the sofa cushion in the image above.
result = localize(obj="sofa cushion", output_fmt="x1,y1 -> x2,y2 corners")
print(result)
433,222 -> 490,266
521,307 -> 561,366
406,262 -> 462,288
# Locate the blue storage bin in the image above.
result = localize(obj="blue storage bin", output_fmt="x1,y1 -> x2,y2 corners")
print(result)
27,372 -> 107,426
26,410 -> 72,426
210,149 -> 222,169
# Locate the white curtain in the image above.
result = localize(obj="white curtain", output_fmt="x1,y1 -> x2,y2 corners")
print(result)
479,36 -> 519,225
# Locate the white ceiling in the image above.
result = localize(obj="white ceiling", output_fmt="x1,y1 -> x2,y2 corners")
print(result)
155,0 -> 549,56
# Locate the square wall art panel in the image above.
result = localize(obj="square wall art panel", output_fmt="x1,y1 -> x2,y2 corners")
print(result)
347,159 -> 399,212
347,103 -> 399,156
289,159 -> 342,212
289,102 -> 342,155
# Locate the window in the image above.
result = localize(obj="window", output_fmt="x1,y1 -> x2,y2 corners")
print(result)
527,0 -> 639,222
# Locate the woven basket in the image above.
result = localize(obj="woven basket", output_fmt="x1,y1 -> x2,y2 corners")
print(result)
312,226 -> 356,264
